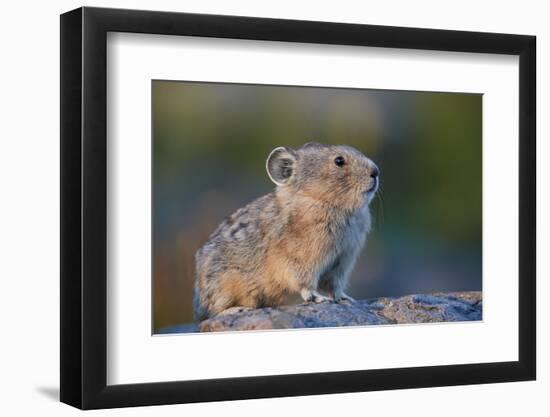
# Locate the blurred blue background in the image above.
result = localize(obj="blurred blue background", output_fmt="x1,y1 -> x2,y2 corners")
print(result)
152,80 -> 482,331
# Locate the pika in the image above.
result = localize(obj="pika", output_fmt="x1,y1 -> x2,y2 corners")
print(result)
193,142 -> 379,321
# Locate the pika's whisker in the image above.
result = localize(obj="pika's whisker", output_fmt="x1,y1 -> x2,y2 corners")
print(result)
375,186 -> 385,230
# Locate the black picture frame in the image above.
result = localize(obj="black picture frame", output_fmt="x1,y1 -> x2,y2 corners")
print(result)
60,6 -> 536,410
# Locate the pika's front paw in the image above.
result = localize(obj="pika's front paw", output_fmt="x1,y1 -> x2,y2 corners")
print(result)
334,292 -> 356,304
300,288 -> 332,304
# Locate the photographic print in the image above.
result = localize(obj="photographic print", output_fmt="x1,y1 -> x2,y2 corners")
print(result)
153,80 -> 482,334
61,8 -> 536,408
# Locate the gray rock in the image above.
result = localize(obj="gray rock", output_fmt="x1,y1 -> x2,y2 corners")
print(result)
378,292 -> 482,324
195,291 -> 482,332
157,323 -> 199,334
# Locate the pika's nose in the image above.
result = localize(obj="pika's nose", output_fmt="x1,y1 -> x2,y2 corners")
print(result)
370,165 -> 379,179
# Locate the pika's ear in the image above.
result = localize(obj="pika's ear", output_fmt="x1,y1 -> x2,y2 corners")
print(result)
266,146 -> 297,186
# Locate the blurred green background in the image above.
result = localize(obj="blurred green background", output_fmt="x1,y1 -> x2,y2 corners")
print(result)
152,80 -> 482,332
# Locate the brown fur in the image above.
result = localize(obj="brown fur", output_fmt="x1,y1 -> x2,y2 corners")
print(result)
193,142 -> 379,321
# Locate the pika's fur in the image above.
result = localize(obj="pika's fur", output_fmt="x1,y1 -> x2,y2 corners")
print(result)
193,142 -> 379,321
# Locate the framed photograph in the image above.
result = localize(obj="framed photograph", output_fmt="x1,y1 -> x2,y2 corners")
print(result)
60,6 -> 536,409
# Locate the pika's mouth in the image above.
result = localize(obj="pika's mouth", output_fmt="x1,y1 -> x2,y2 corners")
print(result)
365,176 -> 379,194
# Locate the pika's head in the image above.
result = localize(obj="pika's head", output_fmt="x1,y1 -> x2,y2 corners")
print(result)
266,142 -> 379,210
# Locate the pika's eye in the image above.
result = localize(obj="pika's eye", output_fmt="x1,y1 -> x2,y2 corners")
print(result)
334,156 -> 346,167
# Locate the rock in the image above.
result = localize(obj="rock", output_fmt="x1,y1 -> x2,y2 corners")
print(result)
156,291 -> 481,334
378,292 -> 482,324
196,291 -> 482,332
198,300 -> 394,332
157,323 -> 199,334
